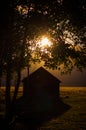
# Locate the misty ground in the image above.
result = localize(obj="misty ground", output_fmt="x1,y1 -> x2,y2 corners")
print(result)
0,86 -> 86,130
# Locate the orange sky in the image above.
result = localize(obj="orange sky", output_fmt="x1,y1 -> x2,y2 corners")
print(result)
21,63 -> 86,87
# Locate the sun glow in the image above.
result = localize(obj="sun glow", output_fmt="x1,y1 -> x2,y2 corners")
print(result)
27,36 -> 52,55
39,36 -> 52,48
41,37 -> 51,47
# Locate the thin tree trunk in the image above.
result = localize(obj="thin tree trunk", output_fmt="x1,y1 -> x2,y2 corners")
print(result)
12,70 -> 21,104
0,77 -> 1,88
27,66 -> 30,77
0,70 -> 2,88
5,70 -> 11,119
10,70 -> 21,117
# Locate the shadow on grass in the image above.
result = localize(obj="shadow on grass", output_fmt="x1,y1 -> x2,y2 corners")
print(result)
0,96 -> 71,130
13,96 -> 71,130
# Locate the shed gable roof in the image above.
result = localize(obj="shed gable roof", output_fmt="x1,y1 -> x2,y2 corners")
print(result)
29,67 -> 61,83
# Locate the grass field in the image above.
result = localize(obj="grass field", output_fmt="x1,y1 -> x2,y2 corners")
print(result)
40,87 -> 86,130
0,86 -> 86,130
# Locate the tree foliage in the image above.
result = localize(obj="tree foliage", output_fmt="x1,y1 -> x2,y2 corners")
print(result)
0,0 -> 86,119
0,0 -> 86,73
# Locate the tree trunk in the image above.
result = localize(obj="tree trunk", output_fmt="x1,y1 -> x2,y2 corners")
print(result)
5,70 -> 11,119
27,66 -> 30,77
0,70 -> 2,88
11,70 -> 21,115
0,77 -> 1,88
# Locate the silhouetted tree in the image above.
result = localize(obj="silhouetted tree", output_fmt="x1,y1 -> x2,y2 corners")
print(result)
0,0 -> 86,122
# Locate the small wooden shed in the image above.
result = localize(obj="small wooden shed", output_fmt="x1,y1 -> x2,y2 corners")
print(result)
22,67 -> 61,112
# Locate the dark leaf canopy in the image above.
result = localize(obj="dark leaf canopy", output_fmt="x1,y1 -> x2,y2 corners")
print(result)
0,0 -> 86,74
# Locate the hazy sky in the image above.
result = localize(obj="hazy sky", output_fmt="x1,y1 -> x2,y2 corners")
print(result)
49,68 -> 86,86
21,63 -> 86,87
